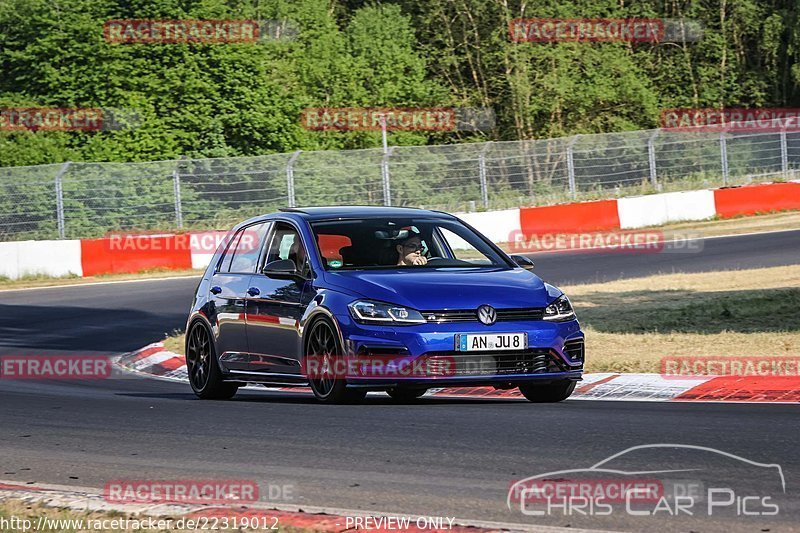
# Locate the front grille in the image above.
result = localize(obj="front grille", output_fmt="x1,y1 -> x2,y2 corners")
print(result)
421,308 -> 545,323
423,349 -> 567,376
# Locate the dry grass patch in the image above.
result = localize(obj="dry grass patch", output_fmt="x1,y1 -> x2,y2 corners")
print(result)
564,264 -> 800,296
162,334 -> 185,355
583,329 -> 797,373
0,269 -> 201,291
648,209 -> 800,237
565,265 -> 800,372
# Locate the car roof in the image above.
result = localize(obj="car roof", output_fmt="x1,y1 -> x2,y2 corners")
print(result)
277,206 -> 454,220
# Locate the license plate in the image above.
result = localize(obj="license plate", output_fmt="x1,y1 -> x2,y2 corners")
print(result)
455,333 -> 527,352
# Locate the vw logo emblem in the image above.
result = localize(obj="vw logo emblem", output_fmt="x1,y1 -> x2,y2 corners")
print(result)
477,305 -> 497,325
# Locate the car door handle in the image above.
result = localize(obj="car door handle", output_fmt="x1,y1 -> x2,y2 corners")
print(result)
210,286 -> 222,295
247,287 -> 261,297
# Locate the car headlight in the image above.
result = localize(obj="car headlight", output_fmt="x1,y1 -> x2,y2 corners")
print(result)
348,300 -> 426,325
543,294 -> 575,322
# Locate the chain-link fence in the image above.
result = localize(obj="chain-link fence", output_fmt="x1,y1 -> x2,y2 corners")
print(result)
2,124 -> 799,241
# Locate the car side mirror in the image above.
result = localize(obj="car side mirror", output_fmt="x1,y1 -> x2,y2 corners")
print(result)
262,259 -> 303,280
510,254 -> 535,271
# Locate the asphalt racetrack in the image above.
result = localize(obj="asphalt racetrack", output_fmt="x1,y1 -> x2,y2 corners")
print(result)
1,229 -> 798,532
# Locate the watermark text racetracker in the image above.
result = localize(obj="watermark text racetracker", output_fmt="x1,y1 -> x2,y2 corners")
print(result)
661,356 -> 800,378
661,107 -> 800,132
0,108 -> 140,132
509,18 -> 703,43
303,354 -> 457,380
106,230 -> 256,254
509,230 -> 704,254
104,479 -> 293,505
104,19 -> 298,44
300,107 -> 495,132
0,355 -> 111,380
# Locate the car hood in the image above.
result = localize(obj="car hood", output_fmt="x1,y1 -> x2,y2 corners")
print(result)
321,267 -> 553,310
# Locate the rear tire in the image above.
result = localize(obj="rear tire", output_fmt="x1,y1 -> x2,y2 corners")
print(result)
518,380 -> 575,403
387,387 -> 427,402
305,318 -> 366,404
186,322 -> 238,400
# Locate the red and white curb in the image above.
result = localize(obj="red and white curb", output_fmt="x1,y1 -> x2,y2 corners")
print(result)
0,480 -> 611,533
116,343 -> 800,403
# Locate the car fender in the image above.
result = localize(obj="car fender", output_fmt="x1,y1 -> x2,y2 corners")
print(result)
184,310 -> 217,355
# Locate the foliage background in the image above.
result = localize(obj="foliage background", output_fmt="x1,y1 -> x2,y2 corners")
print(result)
0,0 -> 798,167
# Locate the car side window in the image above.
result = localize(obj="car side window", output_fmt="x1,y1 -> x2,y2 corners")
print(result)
437,227 -> 492,264
263,222 -> 310,276
216,230 -> 241,273
224,222 -> 270,273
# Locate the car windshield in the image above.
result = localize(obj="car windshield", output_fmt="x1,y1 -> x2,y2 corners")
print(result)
310,217 -> 510,270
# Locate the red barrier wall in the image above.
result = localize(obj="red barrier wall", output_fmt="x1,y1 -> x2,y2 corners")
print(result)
81,235 -> 192,276
713,182 -> 800,218
519,200 -> 621,236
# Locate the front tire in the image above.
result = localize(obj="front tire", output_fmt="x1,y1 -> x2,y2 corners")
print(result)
186,322 -> 238,400
518,380 -> 575,403
305,318 -> 366,404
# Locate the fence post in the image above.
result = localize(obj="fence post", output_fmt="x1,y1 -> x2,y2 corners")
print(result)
719,131 -> 729,186
381,146 -> 396,206
647,130 -> 660,188
172,166 -> 183,229
286,151 -> 302,207
780,126 -> 789,175
478,142 -> 492,209
54,161 -> 71,239
566,135 -> 580,200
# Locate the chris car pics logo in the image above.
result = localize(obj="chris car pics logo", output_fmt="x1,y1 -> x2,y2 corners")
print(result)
508,444 -> 785,518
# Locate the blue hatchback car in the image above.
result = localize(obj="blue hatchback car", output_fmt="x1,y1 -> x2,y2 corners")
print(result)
186,206 -> 584,403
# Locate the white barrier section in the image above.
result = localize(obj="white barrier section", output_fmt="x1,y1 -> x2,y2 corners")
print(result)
618,190 -> 716,229
663,189 -> 717,223
0,241 -> 21,279
15,240 -> 83,279
191,252 -> 214,270
189,231 -> 228,270
455,209 -> 521,244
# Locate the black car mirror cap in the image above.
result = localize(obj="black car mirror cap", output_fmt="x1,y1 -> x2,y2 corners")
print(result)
262,258 -> 304,279
509,254 -> 535,271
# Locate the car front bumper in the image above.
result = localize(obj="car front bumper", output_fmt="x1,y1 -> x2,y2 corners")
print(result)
332,312 -> 584,387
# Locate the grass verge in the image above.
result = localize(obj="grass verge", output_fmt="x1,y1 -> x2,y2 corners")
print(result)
633,209 -> 800,238
162,334 -> 184,355
0,269 -> 202,291
566,264 -> 799,373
